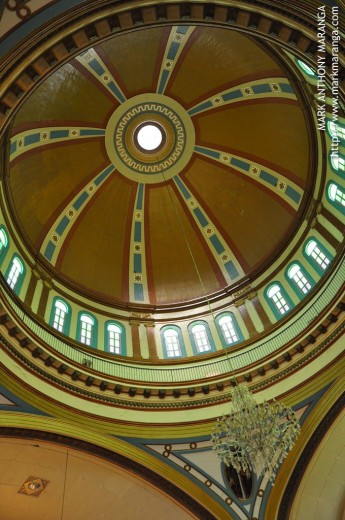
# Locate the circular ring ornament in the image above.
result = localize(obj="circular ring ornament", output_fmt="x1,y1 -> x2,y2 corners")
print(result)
105,94 -> 195,184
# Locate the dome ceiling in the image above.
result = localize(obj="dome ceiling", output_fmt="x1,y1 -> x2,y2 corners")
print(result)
7,25 -> 311,307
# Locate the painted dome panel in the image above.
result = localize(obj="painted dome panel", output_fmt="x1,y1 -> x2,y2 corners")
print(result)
146,185 -> 224,304
195,102 -> 309,185
6,24 -> 312,308
56,175 -> 135,301
100,27 -> 166,97
166,28 -> 284,106
12,63 -> 115,128
9,141 -> 107,247
185,157 -> 295,270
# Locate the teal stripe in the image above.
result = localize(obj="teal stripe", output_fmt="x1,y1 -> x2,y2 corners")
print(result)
260,170 -> 277,186
136,184 -> 144,210
174,176 -> 191,199
44,242 -> 56,261
157,69 -> 170,94
193,207 -> 208,227
280,83 -> 294,94
224,261 -> 239,279
188,101 -> 213,116
177,26 -> 189,34
195,146 -> 220,159
209,235 -> 225,254
134,284 -> 144,301
50,130 -> 69,139
167,41 -> 180,60
56,216 -> 69,236
24,133 -> 40,145
73,191 -> 88,210
134,254 -> 142,273
10,141 -> 16,155
134,222 -> 141,242
222,89 -> 242,101
285,186 -> 301,204
79,129 -> 105,136
107,81 -> 126,102
88,58 -> 105,76
94,165 -> 114,186
230,158 -> 250,171
252,84 -> 271,94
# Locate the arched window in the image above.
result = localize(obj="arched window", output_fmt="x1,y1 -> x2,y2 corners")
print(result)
0,228 -> 8,256
52,299 -> 69,334
6,256 -> 25,293
287,263 -> 312,296
305,239 -> 331,272
79,313 -> 96,346
296,59 -> 316,77
327,120 -> 345,142
328,182 -> 345,212
266,284 -> 291,318
330,153 -> 345,174
217,314 -> 241,345
191,323 -> 211,353
161,327 -> 185,358
106,323 -> 122,354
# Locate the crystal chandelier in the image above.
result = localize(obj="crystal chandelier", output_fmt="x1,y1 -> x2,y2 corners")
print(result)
211,384 -> 301,483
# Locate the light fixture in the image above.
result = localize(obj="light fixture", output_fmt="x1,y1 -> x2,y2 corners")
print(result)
211,383 -> 301,483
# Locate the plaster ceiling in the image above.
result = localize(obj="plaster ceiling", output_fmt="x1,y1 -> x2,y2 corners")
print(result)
7,25 -> 311,307
290,409 -> 345,520
0,437 -> 197,520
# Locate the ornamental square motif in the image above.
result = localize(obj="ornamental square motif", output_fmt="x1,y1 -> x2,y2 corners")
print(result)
242,87 -> 253,96
212,97 -> 223,106
270,83 -> 281,92
115,104 -> 185,173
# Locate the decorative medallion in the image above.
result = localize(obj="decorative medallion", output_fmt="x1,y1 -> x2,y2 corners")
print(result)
18,476 -> 49,497
105,94 -> 195,183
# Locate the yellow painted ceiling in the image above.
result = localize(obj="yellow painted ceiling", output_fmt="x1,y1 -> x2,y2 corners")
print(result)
7,25 -> 311,307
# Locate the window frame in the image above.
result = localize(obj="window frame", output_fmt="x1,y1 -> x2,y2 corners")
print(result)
49,297 -> 71,335
77,311 -> 98,348
303,237 -> 333,276
265,282 -> 294,320
5,254 -> 25,295
105,321 -> 126,355
215,312 -> 243,348
327,181 -> 345,214
285,261 -> 314,300
326,119 -> 345,143
188,320 -> 215,355
329,152 -> 345,176
0,226 -> 9,266
160,325 -> 186,359
296,59 -> 317,77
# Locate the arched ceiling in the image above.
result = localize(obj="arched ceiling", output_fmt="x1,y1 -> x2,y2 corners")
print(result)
0,437 -> 197,520
6,25 -> 311,307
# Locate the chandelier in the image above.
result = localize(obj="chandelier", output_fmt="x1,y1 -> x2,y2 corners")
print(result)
211,383 -> 301,483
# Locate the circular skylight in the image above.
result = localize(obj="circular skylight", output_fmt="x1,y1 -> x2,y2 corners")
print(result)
137,124 -> 163,151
